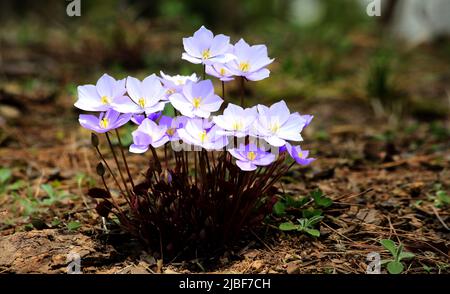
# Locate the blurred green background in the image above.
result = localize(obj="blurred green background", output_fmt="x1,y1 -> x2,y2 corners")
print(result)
0,0 -> 449,129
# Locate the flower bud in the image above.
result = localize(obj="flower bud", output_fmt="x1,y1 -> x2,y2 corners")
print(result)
91,133 -> 99,147
96,162 -> 105,176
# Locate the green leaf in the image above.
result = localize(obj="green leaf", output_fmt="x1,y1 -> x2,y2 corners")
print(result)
302,208 -> 322,219
273,201 -> 286,216
279,222 -> 298,231
316,197 -> 333,208
0,168 -> 12,184
387,261 -> 404,274
51,219 -> 61,227
380,239 -> 398,258
7,180 -> 25,191
286,195 -> 308,208
297,218 -> 307,229
41,184 -> 55,198
307,215 -> 324,226
311,189 -> 333,208
162,103 -> 175,117
310,189 -> 323,199
67,221 -> 81,231
436,190 -> 450,205
304,228 -> 320,237
422,264 -> 432,273
398,251 -> 415,261
395,244 -> 404,261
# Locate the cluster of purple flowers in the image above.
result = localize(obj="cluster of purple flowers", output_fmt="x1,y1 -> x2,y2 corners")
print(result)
75,26 -> 315,171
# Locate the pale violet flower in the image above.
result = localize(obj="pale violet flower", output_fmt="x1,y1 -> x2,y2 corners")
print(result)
159,71 -> 199,96
255,100 -> 307,147
213,103 -> 257,138
229,143 -> 276,171
182,26 -> 235,65
301,114 -> 314,128
159,115 -> 188,141
129,118 -> 169,153
79,109 -> 131,133
281,143 -> 315,166
205,63 -> 234,82
113,75 -> 167,115
130,112 -> 161,125
178,118 -> 228,150
227,39 -> 274,81
74,74 -> 126,112
169,80 -> 223,118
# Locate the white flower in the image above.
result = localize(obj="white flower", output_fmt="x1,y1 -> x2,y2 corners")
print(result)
113,74 -> 167,115
213,103 -> 257,138
169,80 -> 223,118
129,118 -> 169,153
255,100 -> 307,147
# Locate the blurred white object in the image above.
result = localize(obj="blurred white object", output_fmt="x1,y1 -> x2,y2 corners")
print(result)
358,0 -> 450,44
289,0 -> 324,26
391,0 -> 450,44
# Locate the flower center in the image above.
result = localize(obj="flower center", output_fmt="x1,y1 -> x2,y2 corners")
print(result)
166,88 -> 175,95
100,118 -> 109,129
202,49 -> 211,59
192,97 -> 202,109
138,97 -> 146,108
232,121 -> 243,131
101,96 -> 110,105
219,67 -> 227,76
270,122 -> 280,134
247,151 -> 256,161
239,62 -> 250,72
167,128 -> 175,136
297,151 -> 303,158
199,130 -> 207,142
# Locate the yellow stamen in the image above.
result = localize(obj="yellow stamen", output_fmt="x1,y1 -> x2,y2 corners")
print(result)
298,151 -> 303,158
247,151 -> 256,161
167,128 -> 175,136
232,121 -> 243,131
199,130 -> 207,142
138,97 -> 146,108
193,97 -> 201,109
270,122 -> 280,133
219,67 -> 227,76
166,89 -> 175,95
100,118 -> 109,129
101,96 -> 110,105
202,49 -> 211,59
239,62 -> 250,72
176,79 -> 184,85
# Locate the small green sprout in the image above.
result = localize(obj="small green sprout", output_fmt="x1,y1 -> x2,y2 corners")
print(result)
311,189 -> 333,208
0,168 -> 25,195
67,221 -> 81,231
433,190 -> 450,208
272,189 -> 332,217
380,239 -> 415,274
279,215 -> 323,237
40,183 -> 72,206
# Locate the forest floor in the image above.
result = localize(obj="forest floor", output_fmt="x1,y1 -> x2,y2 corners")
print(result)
0,24 -> 449,274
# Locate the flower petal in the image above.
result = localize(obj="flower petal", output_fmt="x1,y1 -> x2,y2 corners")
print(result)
182,53 -> 202,64
236,160 -> 257,171
96,74 -> 116,98
245,68 -> 270,81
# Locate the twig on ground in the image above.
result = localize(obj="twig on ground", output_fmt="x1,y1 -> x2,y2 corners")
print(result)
431,206 -> 450,231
